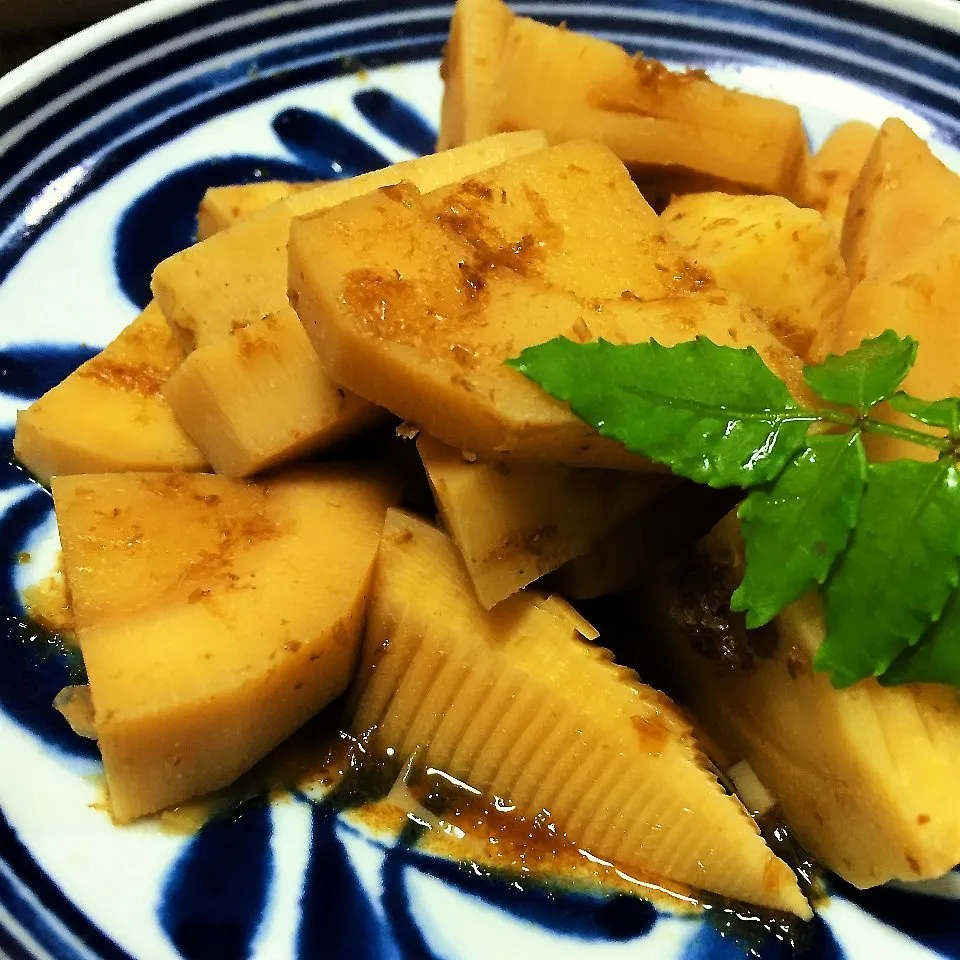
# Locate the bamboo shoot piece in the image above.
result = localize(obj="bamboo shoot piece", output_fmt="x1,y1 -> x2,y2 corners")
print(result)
832,219 -> 960,461
14,303 -> 206,484
662,193 -> 850,362
437,0 -> 514,150
53,466 -> 398,821
152,131 -> 547,350
197,181 -> 320,240
418,434 -> 676,607
159,140 -> 545,476
351,509 -> 810,915
655,513 -> 960,888
842,118 -> 960,283
164,306 -> 386,477
486,17 -> 807,200
289,139 -> 802,468
803,121 -> 877,232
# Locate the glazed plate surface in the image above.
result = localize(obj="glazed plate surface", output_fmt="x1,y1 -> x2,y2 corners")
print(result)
1,1 -> 959,958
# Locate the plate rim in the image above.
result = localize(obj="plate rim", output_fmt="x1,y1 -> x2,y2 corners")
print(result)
0,0 -> 958,119
0,0 -> 224,111
0,1 -> 959,959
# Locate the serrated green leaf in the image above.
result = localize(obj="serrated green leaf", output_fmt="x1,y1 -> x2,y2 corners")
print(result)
507,337 -> 811,488
881,588 -> 960,687
889,392 -> 960,434
804,330 -> 917,413
815,459 -> 960,687
731,432 -> 866,629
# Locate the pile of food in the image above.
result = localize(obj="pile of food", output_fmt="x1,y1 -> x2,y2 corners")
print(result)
15,0 -> 960,925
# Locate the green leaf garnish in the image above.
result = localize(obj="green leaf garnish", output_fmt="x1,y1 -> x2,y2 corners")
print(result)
507,330 -> 960,690
889,393 -> 960,433
816,460 -> 960,686
507,337 -> 811,488
803,331 -> 917,413
731,433 -> 866,629
881,589 -> 960,687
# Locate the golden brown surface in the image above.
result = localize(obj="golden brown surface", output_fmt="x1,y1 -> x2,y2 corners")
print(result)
350,508 -> 810,914
164,306 -> 386,477
419,433 -> 675,606
842,118 -> 960,284
487,17 -> 807,199
14,303 -> 206,484
289,140 -> 802,467
663,192 -> 850,362
53,466 -> 398,821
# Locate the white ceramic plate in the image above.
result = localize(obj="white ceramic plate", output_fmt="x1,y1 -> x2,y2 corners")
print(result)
1,2 -> 959,958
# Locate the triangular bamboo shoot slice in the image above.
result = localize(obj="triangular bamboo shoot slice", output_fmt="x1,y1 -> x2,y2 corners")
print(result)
350,508 -> 810,915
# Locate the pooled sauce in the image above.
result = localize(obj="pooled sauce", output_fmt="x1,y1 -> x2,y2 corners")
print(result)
133,698 -> 822,956
21,514 -> 819,958
334,735 -> 703,914
668,547 -> 779,670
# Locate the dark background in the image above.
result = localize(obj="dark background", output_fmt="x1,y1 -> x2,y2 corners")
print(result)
0,1 -> 139,73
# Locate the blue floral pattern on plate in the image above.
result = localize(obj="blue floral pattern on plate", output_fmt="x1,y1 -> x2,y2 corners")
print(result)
1,2 -> 960,958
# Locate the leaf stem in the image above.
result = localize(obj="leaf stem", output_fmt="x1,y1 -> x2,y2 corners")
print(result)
801,406 -> 953,454
814,409 -> 858,427
859,417 -> 953,452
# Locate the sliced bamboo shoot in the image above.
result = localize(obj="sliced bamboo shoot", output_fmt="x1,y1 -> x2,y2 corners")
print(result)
842,118 -> 960,283
437,0 -> 514,149
663,192 -> 850,362
803,122 -> 877,232
418,433 -> 675,606
152,131 -> 547,351
159,141 -> 545,477
350,509 -> 810,915
832,219 -> 960,462
14,303 -> 206,484
487,17 -> 807,199
289,140 -> 802,468
656,513 -> 960,887
164,306 -> 386,477
53,466 -> 398,821
197,181 -> 320,239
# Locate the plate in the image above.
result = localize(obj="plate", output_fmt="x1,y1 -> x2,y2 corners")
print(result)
1,2 -> 959,958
